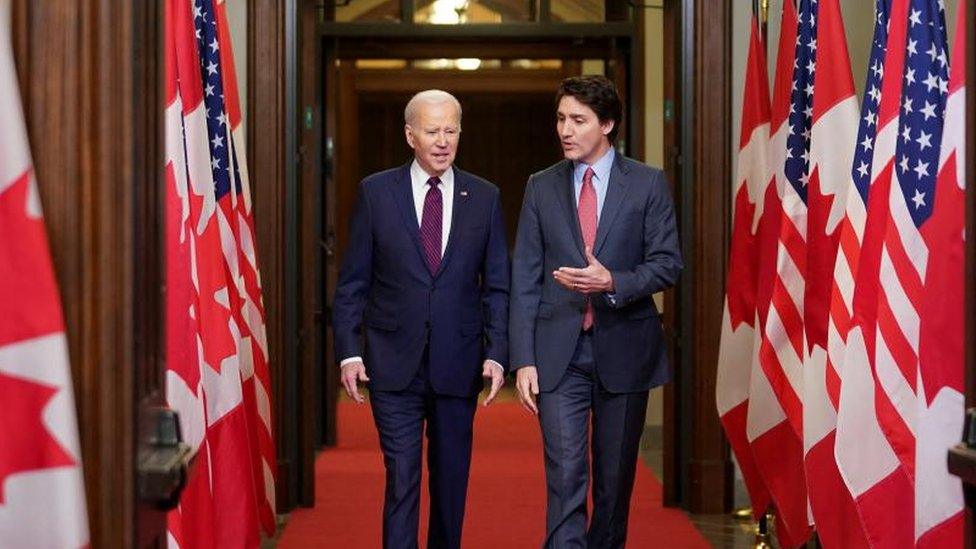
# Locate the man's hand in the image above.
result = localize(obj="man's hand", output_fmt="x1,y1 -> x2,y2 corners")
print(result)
553,247 -> 614,294
340,361 -> 370,404
515,366 -> 540,415
482,361 -> 505,406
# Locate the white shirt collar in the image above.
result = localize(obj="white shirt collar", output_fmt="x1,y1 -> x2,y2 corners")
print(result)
410,160 -> 454,191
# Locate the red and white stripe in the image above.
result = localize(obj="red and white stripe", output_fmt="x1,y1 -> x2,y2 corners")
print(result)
799,0 -> 869,547
745,2 -> 810,546
213,0 -> 277,533
835,0 -> 916,546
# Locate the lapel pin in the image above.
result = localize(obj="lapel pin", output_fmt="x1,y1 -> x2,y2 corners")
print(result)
460,191 -> 468,197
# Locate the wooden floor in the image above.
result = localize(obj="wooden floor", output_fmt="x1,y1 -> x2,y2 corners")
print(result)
641,430 -> 761,549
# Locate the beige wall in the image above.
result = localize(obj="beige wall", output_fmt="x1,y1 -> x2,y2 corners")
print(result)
644,4 -> 666,429
227,0 -> 248,139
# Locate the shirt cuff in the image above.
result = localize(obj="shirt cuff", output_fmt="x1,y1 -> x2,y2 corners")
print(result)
486,359 -> 505,374
340,356 -> 363,368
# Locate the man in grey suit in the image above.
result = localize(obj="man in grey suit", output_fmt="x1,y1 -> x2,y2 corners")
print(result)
510,75 -> 683,548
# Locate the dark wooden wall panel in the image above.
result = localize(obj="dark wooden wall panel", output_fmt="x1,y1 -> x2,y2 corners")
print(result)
249,0 -> 316,513
661,0 -> 683,508
298,0 -> 321,507
249,0 -> 288,510
670,0 -> 733,514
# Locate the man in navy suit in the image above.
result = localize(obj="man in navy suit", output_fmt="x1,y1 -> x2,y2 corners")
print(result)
510,76 -> 683,548
332,90 -> 509,549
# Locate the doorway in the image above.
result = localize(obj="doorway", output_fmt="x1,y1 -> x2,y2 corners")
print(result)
318,39 -> 640,451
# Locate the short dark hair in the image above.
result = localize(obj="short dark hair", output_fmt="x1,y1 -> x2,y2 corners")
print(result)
555,75 -> 624,143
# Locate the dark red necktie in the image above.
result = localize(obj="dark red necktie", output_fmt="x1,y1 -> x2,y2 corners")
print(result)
420,177 -> 443,274
578,167 -> 597,330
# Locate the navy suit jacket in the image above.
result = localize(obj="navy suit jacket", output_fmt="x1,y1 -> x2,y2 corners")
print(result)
510,154 -> 683,394
333,163 -> 510,398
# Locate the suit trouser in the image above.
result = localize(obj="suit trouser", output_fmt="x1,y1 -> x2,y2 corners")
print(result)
369,361 -> 478,549
537,331 -> 650,549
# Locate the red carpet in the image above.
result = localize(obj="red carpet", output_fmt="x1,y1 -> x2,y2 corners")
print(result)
277,401 -> 710,548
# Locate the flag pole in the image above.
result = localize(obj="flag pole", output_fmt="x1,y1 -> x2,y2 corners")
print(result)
731,6 -> 775,548
759,0 -> 769,45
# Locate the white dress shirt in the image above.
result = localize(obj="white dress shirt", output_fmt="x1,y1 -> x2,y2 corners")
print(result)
341,161 -> 503,376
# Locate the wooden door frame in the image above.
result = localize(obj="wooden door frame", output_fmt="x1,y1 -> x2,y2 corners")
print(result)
661,0 -> 733,514
250,0 -> 324,513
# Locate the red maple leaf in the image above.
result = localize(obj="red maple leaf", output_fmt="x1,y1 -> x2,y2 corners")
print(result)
0,170 -> 65,348
804,166 -> 840,352
0,371 -> 75,504
165,164 -> 202,389
918,152 -> 965,403
188,186 -> 236,373
755,180 -> 784,333
726,184 -> 758,329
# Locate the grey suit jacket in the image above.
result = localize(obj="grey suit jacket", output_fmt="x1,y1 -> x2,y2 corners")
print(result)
509,154 -> 683,393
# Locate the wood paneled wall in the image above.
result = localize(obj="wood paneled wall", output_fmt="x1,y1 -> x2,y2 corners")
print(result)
10,0 -> 165,546
664,0 -> 733,514
248,0 -> 291,511
249,0 -> 319,513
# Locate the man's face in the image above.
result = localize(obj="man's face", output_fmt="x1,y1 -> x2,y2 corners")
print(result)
405,101 -> 461,177
556,95 -> 614,165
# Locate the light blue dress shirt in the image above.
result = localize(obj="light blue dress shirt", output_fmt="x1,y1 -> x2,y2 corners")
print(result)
572,146 -> 615,221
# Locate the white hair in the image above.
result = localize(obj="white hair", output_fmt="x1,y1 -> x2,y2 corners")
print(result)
404,89 -> 462,126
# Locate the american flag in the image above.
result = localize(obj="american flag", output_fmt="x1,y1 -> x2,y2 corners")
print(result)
798,0 -> 865,545
820,0 -> 892,546
832,0 -> 913,544
746,0 -> 814,545
0,1 -> 90,546
720,1 -> 966,545
834,0 -> 960,546
165,0 -> 276,546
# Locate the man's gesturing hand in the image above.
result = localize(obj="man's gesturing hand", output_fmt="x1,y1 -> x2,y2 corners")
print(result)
515,366 -> 540,415
553,247 -> 613,294
341,361 -> 370,404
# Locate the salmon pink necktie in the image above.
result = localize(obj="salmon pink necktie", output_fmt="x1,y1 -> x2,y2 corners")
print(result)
578,167 -> 597,330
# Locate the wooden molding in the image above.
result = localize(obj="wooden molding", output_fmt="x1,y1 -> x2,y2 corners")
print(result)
248,0 -> 292,511
672,0 -> 733,514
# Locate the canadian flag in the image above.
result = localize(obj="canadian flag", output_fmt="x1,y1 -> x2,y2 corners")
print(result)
715,12 -> 773,524
0,0 -> 91,547
165,0 -> 276,547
